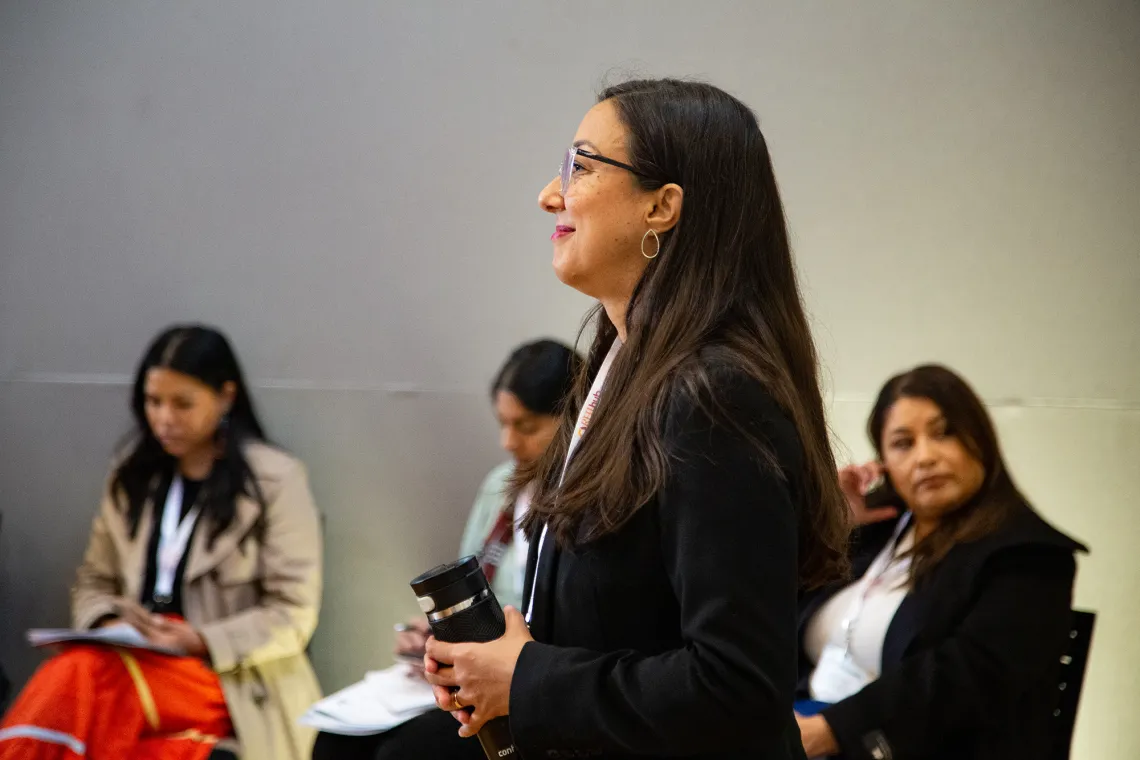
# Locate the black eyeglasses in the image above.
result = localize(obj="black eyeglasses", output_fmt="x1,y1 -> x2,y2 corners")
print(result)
559,146 -> 649,195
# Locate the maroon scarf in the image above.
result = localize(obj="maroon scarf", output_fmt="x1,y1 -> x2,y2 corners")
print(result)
479,504 -> 515,585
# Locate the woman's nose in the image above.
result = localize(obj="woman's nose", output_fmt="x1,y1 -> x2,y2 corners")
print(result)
538,176 -> 564,213
151,406 -> 174,429
913,436 -> 937,465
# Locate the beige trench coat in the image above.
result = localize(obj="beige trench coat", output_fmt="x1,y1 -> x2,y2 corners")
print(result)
71,442 -> 323,760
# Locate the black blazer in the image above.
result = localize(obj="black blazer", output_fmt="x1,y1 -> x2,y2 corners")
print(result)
797,505 -> 1086,760
510,364 -> 809,760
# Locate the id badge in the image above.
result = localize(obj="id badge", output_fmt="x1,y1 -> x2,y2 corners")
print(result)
809,644 -> 874,703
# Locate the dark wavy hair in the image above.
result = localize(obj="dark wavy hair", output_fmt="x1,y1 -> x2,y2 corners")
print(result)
110,325 -> 268,546
869,364 -> 1029,581
490,339 -> 582,416
517,79 -> 850,589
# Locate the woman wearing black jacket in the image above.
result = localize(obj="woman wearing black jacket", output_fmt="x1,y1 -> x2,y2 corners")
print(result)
421,78 -> 852,759
795,365 -> 1086,760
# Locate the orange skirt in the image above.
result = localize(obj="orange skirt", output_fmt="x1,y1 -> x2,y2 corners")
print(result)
0,645 -> 233,760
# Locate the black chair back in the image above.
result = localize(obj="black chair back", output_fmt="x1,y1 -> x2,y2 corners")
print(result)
0,510 -> 9,710
1050,609 -> 1096,760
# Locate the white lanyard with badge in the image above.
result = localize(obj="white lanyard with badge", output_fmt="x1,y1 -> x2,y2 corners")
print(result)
809,512 -> 913,703
152,475 -> 202,606
524,339 -> 621,625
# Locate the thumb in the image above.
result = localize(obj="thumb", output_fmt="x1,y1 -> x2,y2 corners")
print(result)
503,605 -> 529,634
858,465 -> 880,495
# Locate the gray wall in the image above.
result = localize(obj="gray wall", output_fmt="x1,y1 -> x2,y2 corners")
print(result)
2,2 -> 1138,757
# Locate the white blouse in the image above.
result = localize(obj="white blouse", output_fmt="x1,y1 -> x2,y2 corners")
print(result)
803,525 -> 915,684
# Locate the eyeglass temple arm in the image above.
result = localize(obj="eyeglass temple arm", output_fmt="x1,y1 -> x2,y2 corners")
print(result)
575,149 -> 643,176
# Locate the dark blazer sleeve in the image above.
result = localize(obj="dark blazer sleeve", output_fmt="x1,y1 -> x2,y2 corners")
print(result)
821,546 -> 1077,760
508,371 -> 802,755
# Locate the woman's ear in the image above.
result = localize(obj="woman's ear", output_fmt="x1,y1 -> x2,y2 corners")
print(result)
645,183 -> 683,233
220,381 -> 237,413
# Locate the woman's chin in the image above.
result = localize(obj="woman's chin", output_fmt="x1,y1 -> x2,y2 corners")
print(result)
552,258 -> 593,295
911,492 -> 966,521
551,253 -> 572,282
158,441 -> 188,458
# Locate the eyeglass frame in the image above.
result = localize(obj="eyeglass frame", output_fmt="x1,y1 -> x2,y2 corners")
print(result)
560,145 -> 651,196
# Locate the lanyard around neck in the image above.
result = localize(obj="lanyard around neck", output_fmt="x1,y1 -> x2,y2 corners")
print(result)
153,475 -> 202,603
525,339 -> 621,625
838,512 -> 913,652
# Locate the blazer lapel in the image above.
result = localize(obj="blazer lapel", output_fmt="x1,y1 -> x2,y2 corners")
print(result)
184,494 -> 260,582
527,529 -> 560,643
108,500 -> 152,601
883,564 -> 943,668
882,591 -> 924,667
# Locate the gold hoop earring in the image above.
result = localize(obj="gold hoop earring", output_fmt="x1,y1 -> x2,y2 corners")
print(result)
641,229 -> 661,259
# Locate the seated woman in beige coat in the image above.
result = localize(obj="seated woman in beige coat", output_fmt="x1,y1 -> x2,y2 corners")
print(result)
0,324 -> 322,760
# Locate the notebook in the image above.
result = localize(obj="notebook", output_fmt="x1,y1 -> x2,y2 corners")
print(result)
300,664 -> 437,736
27,623 -> 186,657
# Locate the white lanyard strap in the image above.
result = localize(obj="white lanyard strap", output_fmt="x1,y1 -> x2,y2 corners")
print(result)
839,512 -> 912,652
525,339 -> 621,624
154,475 -> 201,602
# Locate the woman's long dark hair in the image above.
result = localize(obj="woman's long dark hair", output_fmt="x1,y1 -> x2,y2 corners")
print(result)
111,325 -> 268,546
490,339 -> 582,416
517,79 -> 850,589
869,365 -> 1029,581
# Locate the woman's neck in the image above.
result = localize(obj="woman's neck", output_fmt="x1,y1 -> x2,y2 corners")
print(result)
177,445 -> 216,481
913,516 -> 939,544
601,297 -> 629,342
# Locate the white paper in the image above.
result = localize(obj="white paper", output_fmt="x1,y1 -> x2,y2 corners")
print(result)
299,663 -> 436,736
27,623 -> 186,657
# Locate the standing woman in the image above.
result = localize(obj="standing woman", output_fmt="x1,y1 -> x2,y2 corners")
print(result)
423,79 -> 850,759
0,325 -> 323,760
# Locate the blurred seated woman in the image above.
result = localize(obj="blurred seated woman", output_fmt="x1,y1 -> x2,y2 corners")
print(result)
795,365 -> 1086,760
0,325 -> 322,760
312,338 -> 580,760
